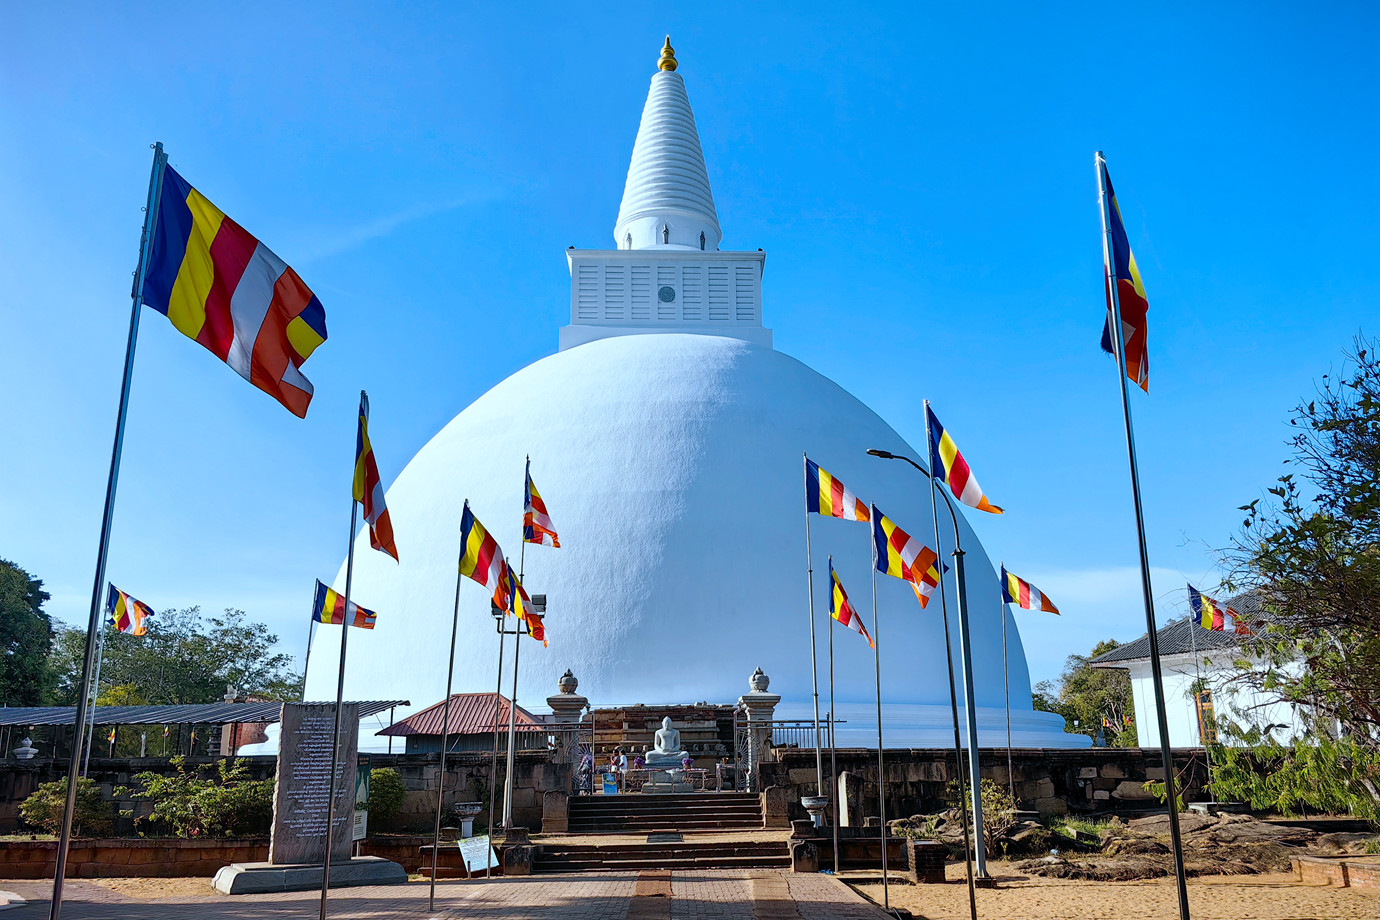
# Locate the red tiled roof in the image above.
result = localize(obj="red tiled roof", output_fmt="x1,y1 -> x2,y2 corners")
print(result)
377,693 -> 541,737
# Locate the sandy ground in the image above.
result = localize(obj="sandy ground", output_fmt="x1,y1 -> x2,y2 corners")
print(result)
69,877 -> 229,900
847,861 -> 1380,920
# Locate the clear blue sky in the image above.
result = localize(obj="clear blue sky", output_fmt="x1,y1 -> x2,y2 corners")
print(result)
2,2 -> 1376,691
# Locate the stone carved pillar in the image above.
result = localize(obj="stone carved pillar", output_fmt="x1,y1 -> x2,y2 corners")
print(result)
737,667 -> 781,787
545,669 -> 588,766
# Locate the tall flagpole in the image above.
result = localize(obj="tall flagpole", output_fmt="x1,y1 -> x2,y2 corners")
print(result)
1001,592 -> 1015,806
826,575 -> 839,876
320,393 -> 365,920
503,459 -> 530,831
803,454 -> 825,803
1096,150 -> 1190,920
487,608 -> 505,874
925,454 -> 979,917
300,595 -> 318,701
50,142 -> 167,920
429,531 -> 467,912
867,505 -> 888,911
82,618 -> 109,777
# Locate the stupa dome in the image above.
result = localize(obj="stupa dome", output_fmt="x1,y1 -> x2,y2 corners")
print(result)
301,40 -> 1083,749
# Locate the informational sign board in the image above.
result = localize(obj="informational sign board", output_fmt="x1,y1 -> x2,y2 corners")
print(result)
269,702 -> 358,865
602,773 -> 619,795
353,756 -> 371,842
457,834 -> 498,877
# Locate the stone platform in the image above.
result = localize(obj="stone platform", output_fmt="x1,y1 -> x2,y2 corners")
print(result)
211,856 -> 406,894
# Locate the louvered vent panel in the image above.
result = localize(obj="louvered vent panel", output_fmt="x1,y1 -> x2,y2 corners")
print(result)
681,266 -> 703,321
576,264 -> 600,321
630,265 -> 652,320
734,264 -> 756,321
657,265 -> 678,321
603,264 -> 627,321
708,265 -> 730,321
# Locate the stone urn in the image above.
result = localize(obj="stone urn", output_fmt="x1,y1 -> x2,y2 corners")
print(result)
749,667 -> 770,692
13,737 -> 37,760
453,802 -> 484,839
801,795 -> 829,828
558,669 -> 578,694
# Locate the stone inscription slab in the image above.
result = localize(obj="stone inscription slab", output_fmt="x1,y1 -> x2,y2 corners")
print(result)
269,702 -> 358,865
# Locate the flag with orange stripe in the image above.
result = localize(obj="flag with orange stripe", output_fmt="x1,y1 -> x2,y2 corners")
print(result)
354,392 -> 399,561
460,502 -> 508,609
828,557 -> 873,647
805,457 -> 869,521
926,405 -> 1002,514
872,505 -> 943,608
106,584 -> 154,636
1000,566 -> 1059,614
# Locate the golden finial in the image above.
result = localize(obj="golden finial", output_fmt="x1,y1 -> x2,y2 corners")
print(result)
658,35 -> 677,72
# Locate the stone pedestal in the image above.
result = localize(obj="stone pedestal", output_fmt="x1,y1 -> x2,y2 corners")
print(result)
737,668 -> 781,784
542,791 -> 569,833
212,857 -> 406,894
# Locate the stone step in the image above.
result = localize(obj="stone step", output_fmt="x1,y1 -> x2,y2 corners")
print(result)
566,820 -> 762,833
535,854 -> 791,872
533,841 -> 790,873
569,793 -> 758,807
568,804 -> 761,817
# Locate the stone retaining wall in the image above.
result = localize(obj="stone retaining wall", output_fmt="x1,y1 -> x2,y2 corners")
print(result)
757,747 -> 1208,822
0,838 -> 269,879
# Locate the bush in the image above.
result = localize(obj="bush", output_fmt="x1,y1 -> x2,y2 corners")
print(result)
19,778 -> 113,837
368,768 -> 407,824
1208,735 -> 1380,823
119,756 -> 273,837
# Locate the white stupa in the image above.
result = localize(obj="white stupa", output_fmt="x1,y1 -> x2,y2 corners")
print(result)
303,39 -> 1084,749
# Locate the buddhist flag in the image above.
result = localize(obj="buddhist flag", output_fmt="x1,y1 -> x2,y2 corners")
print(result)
872,505 -> 943,608
1188,584 -> 1236,633
140,164 -> 328,417
106,584 -> 153,636
805,457 -> 869,522
354,393 -> 399,561
460,502 -> 508,609
1098,160 -> 1149,392
828,557 -> 873,647
1000,566 -> 1060,614
926,405 -> 1002,514
502,561 -> 546,647
311,579 -> 377,629
524,460 -> 560,548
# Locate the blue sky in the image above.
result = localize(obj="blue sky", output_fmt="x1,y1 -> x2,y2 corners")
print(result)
2,2 -> 1376,691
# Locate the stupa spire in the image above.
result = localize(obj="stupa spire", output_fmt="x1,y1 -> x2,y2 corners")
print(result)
615,37 -> 721,252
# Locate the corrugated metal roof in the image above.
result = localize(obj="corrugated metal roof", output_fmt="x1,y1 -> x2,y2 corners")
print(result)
377,693 -> 541,737
0,700 -> 408,727
1090,616 -> 1242,666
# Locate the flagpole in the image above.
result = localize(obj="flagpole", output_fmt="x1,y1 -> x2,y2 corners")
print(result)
803,454 -> 825,805
82,619 -> 109,777
50,142 -> 167,920
1096,150 -> 1190,920
503,461 -> 530,832
867,505 -> 888,912
826,578 -> 839,876
1186,603 -> 1213,781
1001,591 -> 1015,806
487,604 -> 505,875
921,447 -> 980,916
320,392 -> 366,920
428,532 -> 467,912
300,601 -> 318,702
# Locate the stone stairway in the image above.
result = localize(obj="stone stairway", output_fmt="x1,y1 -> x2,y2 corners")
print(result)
565,792 -> 763,834
533,838 -> 790,873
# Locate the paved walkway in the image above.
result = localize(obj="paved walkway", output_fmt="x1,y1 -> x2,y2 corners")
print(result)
0,870 -> 890,920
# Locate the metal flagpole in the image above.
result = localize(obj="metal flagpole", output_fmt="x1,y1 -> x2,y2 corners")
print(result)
428,532 -> 468,911
1096,150 -> 1190,920
1186,606 -> 1213,781
487,609 -> 505,874
924,453 -> 979,916
82,619 -> 109,777
1002,593 -> 1015,806
803,454 -> 825,801
50,142 -> 167,920
827,563 -> 839,876
867,506 -> 888,911
300,604 -> 318,701
320,393 -> 366,920
502,467 -> 529,832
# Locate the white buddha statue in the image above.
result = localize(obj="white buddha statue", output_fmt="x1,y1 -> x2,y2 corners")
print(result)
645,716 -> 687,767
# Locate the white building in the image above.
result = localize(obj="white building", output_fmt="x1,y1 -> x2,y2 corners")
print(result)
302,39 -> 1084,750
1091,616 -> 1303,748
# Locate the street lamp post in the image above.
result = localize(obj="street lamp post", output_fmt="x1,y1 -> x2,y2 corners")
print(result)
867,448 -> 991,893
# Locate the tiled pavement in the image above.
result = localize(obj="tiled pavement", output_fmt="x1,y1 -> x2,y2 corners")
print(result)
0,870 -> 891,920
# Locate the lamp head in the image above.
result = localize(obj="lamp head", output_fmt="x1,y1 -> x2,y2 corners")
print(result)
866,448 -> 895,459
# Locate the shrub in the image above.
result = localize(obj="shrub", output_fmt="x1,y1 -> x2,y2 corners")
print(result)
19,778 -> 113,837
119,756 -> 273,837
947,778 -> 1017,857
368,768 -> 407,824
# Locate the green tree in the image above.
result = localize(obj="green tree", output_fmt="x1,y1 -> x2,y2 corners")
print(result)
0,558 -> 53,706
1224,334 -> 1380,741
49,606 -> 300,706
1033,639 -> 1138,745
